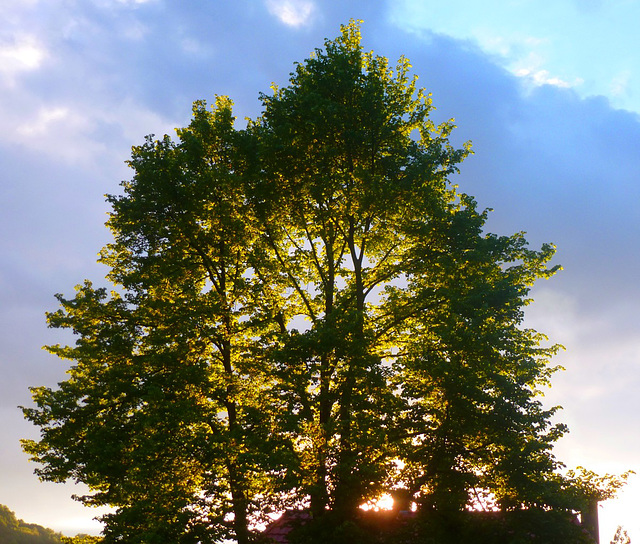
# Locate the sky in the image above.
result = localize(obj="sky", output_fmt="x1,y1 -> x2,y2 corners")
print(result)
1,0 -> 639,540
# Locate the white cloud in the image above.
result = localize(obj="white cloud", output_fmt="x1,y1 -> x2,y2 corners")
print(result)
0,35 -> 47,85
610,69 -> 631,97
17,107 -> 70,137
474,29 -> 548,61
265,0 -> 315,27
5,94 -> 178,166
13,105 -> 101,163
509,49 -> 580,90
514,67 -> 575,88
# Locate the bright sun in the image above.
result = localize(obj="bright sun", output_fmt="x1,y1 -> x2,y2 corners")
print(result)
360,493 -> 394,511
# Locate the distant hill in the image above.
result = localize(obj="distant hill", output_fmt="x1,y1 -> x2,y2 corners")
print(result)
0,504 -> 62,544
0,505 -> 102,544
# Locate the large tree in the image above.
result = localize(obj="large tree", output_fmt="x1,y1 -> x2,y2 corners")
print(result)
23,97 -> 289,544
255,22 -> 568,523
22,21 -> 612,544
255,22 -> 470,518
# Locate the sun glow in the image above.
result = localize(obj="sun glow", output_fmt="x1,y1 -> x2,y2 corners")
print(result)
360,493 -> 395,511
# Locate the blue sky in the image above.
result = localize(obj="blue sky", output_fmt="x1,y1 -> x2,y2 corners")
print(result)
1,0 -> 639,540
393,0 -> 640,112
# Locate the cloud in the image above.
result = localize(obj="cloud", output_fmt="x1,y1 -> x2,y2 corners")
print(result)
0,35 -> 46,85
474,30 -> 549,64
514,67 -> 575,89
17,106 -> 70,136
372,34 -> 640,485
506,49 -> 579,90
610,69 -> 632,97
265,0 -> 315,27
4,95 -> 177,165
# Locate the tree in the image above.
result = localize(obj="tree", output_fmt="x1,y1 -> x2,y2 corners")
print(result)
611,526 -> 631,544
256,21 -> 570,526
61,536 -> 103,544
22,21 -> 626,543
23,98 -> 288,544
256,21 -> 471,519
0,504 -> 63,544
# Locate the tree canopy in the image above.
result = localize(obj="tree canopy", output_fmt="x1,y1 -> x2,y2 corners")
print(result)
0,505 -> 63,544
22,21 -> 624,544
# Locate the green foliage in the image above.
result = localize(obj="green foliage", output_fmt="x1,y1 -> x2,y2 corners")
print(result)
61,536 -> 103,544
22,20 -> 628,544
564,467 -> 635,504
0,504 -> 63,544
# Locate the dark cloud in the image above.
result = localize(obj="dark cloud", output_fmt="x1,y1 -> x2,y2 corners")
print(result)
373,29 -> 640,306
